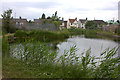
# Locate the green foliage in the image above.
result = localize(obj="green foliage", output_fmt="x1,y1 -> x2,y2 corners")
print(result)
14,30 -> 28,38
67,28 -> 98,38
115,27 -> 120,35
1,9 -> 14,33
53,21 -> 60,27
41,13 -> 45,19
52,11 -> 61,21
85,21 -> 97,29
4,43 -> 119,78
2,31 -> 10,57
47,16 -> 51,19
14,30 -> 70,42
68,28 -> 84,35
10,40 -> 57,66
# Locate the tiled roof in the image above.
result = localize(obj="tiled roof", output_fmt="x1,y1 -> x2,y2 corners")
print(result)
69,19 -> 76,23
79,19 -> 87,23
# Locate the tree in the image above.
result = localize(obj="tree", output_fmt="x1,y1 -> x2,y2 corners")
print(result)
53,21 -> 60,27
52,11 -> 61,21
1,9 -> 13,33
41,13 -> 45,19
85,21 -> 97,29
47,16 -> 51,19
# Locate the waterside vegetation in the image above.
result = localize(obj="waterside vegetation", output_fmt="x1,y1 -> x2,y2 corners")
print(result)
3,39 -> 120,78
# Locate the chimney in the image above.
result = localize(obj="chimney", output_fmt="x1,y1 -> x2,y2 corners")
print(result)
19,16 -> 22,19
75,17 -> 77,20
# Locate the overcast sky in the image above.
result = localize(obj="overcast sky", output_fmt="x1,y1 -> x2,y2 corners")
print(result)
0,0 -> 119,21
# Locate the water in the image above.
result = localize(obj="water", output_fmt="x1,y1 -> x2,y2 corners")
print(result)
10,35 -> 119,58
57,35 -> 119,58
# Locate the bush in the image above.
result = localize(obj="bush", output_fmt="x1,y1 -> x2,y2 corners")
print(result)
67,28 -> 84,35
115,27 -> 120,35
14,30 -> 70,42
14,30 -> 28,37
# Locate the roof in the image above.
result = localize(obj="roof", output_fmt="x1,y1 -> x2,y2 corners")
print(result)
69,19 -> 76,23
93,20 -> 105,24
79,19 -> 87,23
59,20 -> 64,23
64,21 -> 67,23
34,19 -> 41,23
11,18 -> 27,23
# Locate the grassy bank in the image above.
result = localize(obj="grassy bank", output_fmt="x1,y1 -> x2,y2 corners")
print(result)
2,39 -> 120,78
67,28 -> 120,41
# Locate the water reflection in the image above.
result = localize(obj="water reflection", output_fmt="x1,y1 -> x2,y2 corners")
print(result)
57,35 -> 119,58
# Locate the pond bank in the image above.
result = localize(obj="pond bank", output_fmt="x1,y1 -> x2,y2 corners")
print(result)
97,32 -> 120,40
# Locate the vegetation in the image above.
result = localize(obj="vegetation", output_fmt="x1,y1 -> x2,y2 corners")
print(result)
41,13 -> 46,19
85,21 -> 97,29
1,9 -> 16,33
14,29 -> 70,42
2,31 -> 10,57
68,28 -> 98,38
2,39 -> 120,78
115,27 -> 120,35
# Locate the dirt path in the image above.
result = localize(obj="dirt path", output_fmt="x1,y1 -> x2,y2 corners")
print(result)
0,33 -> 14,39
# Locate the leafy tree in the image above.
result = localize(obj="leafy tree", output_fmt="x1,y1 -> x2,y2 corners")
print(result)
85,21 -> 97,29
47,16 -> 51,19
53,21 -> 60,27
1,9 -> 13,33
41,13 -> 45,19
52,11 -> 61,21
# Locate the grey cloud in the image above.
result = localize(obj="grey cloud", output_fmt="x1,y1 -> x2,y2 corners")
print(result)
95,2 -> 117,11
64,7 -> 89,13
2,2 -> 61,9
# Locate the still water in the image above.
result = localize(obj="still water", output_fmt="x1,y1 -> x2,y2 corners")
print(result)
57,35 -> 119,57
10,35 -> 119,58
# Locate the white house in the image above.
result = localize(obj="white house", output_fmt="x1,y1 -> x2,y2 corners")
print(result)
78,19 -> 87,29
59,20 -> 67,30
67,18 -> 78,28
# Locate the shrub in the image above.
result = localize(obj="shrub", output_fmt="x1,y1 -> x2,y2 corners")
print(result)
14,30 -> 28,37
115,27 -> 120,35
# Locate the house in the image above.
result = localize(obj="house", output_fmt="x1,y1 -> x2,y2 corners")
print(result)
59,18 -> 67,29
34,19 -> 41,24
67,18 -> 78,28
93,20 -> 105,27
78,19 -> 87,29
59,20 -> 67,29
34,18 -> 52,24
11,16 -> 28,28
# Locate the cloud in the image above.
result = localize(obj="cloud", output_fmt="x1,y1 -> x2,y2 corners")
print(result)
2,2 -> 61,9
1,0 -> 119,21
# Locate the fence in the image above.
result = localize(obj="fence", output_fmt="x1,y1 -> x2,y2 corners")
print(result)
11,23 -> 60,31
